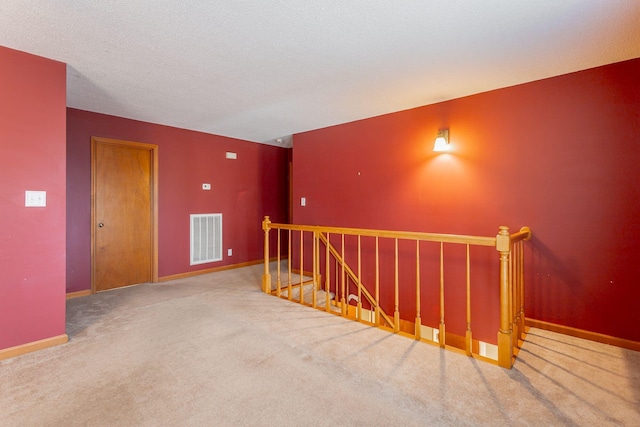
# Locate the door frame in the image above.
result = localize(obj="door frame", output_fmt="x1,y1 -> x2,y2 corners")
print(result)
90,136 -> 159,293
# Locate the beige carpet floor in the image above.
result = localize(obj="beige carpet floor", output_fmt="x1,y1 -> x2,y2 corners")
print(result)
1,263 -> 639,426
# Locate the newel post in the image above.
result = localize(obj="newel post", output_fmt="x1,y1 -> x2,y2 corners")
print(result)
496,226 -> 513,369
262,216 -> 272,294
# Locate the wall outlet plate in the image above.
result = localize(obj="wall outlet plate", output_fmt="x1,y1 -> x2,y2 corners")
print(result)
202,183 -> 211,190
25,190 -> 46,207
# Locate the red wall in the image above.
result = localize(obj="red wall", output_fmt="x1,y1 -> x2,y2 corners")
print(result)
293,58 -> 640,343
0,46 -> 67,350
67,109 -> 289,292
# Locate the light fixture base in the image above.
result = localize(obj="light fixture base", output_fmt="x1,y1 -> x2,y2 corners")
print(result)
433,129 -> 450,152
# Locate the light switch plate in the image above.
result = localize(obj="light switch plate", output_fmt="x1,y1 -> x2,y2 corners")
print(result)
202,183 -> 211,190
25,191 -> 46,207
225,152 -> 237,159
301,197 -> 306,206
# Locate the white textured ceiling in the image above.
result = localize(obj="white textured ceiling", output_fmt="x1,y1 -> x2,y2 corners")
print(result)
1,1 -> 639,147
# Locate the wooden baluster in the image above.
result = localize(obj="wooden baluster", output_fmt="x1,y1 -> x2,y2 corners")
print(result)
276,228 -> 282,297
512,242 -> 519,345
415,240 -> 421,340
357,235 -> 362,321
439,241 -> 446,347
300,231 -> 304,305
262,216 -> 271,294
341,234 -> 346,316
509,244 -> 516,351
518,241 -> 525,341
497,226 -> 513,369
465,244 -> 472,355
394,238 -> 400,333
312,231 -> 317,309
287,230 -> 292,301
375,237 -> 380,325
335,258 -> 339,304
325,233 -> 331,312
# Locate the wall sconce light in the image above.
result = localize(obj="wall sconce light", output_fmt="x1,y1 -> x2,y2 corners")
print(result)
433,129 -> 450,152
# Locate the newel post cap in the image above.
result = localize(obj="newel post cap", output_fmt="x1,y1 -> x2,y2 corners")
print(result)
496,226 -> 510,252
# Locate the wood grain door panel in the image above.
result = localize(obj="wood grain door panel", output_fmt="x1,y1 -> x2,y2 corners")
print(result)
92,137 -> 158,292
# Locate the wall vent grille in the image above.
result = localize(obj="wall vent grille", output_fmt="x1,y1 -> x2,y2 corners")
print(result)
190,213 -> 222,265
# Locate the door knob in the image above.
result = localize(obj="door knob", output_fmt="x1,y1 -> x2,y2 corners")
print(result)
98,223 -> 104,228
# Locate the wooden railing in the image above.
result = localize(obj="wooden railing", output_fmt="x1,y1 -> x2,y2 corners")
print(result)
261,216 -> 531,369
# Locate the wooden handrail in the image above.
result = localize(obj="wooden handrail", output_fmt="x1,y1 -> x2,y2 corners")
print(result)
510,226 -> 532,243
262,217 -> 531,369
317,233 -> 395,328
267,222 -> 496,247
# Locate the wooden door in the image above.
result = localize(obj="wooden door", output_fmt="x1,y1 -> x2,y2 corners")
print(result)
91,137 -> 158,292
